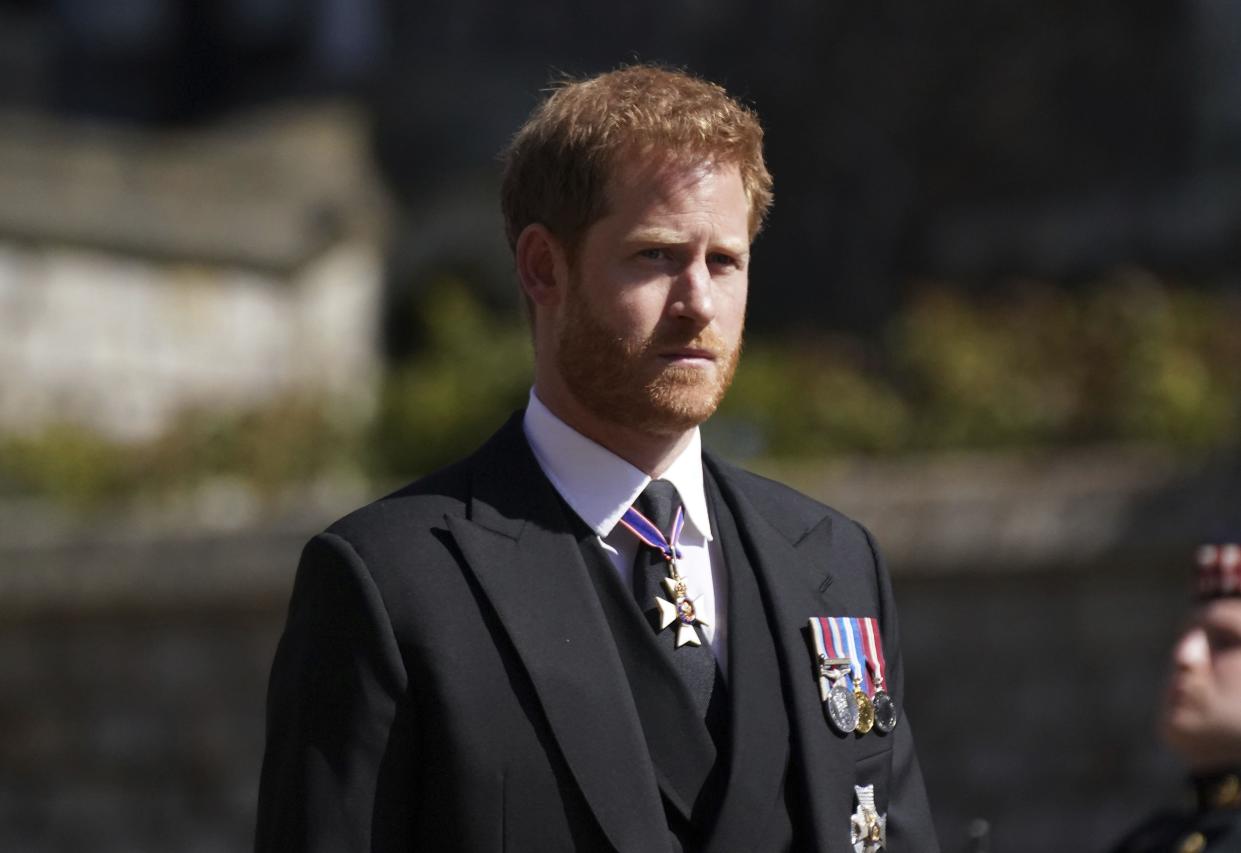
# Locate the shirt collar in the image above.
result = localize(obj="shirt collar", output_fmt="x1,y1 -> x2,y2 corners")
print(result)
522,389 -> 713,542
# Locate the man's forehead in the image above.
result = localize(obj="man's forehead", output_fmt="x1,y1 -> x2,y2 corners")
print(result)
605,149 -> 734,195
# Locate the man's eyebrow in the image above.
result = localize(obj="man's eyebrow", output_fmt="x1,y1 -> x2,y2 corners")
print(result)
626,228 -> 750,256
626,227 -> 689,245
714,239 -> 751,258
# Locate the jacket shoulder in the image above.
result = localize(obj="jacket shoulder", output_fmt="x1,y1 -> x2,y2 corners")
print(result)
325,457 -> 470,540
708,453 -> 873,549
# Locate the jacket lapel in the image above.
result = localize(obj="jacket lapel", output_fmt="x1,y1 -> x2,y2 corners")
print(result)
445,416 -> 672,853
706,454 -> 856,852
700,466 -> 790,853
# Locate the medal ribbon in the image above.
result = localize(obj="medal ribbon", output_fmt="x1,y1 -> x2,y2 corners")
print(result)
809,617 -> 847,703
826,617 -> 862,690
810,616 -> 843,661
840,618 -> 872,695
618,503 -> 685,562
861,617 -> 887,690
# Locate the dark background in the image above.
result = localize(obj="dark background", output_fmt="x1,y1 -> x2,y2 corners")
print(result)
6,0 -> 1238,333
2,1 -> 1239,851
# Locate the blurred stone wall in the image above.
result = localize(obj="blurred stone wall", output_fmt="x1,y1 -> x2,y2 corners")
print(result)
0,105 -> 384,442
0,500 -> 313,853
0,241 -> 380,441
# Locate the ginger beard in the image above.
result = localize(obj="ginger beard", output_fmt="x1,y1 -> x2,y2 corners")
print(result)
553,270 -> 742,437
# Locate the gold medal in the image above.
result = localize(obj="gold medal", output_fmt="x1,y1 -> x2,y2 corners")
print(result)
854,682 -> 875,734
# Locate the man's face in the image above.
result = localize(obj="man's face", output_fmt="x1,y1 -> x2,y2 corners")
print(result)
551,156 -> 750,437
1161,599 -> 1241,769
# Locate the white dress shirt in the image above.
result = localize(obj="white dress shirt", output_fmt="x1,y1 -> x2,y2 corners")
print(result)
523,390 -> 728,670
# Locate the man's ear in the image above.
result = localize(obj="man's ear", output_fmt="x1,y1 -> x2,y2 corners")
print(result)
515,224 -> 569,309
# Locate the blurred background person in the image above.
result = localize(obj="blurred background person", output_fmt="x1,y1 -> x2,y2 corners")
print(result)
1110,543 -> 1241,853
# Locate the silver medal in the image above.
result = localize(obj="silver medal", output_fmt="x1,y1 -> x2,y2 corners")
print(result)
872,689 -> 897,733
816,654 -> 850,701
826,677 -> 860,733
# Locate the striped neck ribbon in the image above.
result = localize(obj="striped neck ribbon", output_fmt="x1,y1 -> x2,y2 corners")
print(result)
618,503 -> 685,564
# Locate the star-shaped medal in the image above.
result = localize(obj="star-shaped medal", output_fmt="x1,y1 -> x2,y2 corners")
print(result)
653,575 -> 710,647
850,784 -> 887,852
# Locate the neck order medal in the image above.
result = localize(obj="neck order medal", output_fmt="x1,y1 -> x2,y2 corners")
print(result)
620,504 -> 709,648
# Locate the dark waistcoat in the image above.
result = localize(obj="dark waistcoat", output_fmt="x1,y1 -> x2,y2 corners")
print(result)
565,467 -> 802,853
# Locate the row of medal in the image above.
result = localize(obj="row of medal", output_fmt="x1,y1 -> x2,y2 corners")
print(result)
808,616 -> 898,735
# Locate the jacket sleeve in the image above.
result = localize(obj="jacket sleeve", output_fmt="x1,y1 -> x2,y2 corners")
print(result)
255,532 -> 415,852
863,523 -> 940,853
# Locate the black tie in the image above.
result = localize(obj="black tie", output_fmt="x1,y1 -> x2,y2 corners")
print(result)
632,479 -> 718,718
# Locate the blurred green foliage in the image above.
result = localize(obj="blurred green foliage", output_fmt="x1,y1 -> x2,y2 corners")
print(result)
1,271 -> 1237,507
0,396 -> 361,510
718,343 -> 912,455
0,424 -> 131,507
884,272 -> 1241,452
370,279 -> 533,476
718,272 -> 1240,456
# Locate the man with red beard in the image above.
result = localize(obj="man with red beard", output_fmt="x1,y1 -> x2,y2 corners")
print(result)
1111,544 -> 1241,853
257,65 -> 936,853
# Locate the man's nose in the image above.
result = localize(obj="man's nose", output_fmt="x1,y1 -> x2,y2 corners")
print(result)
668,258 -> 715,325
1172,627 -> 1210,669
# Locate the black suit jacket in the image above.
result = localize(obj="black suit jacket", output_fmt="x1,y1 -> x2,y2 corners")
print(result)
256,413 -> 937,852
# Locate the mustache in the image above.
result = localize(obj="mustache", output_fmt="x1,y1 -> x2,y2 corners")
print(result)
647,326 -> 739,357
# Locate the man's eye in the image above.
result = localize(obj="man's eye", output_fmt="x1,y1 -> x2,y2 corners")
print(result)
709,253 -> 739,268
1208,629 -> 1241,653
638,248 -> 668,260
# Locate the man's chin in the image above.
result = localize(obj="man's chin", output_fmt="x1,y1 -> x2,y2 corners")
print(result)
1160,709 -> 1223,760
558,353 -> 736,437
639,380 -> 728,432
